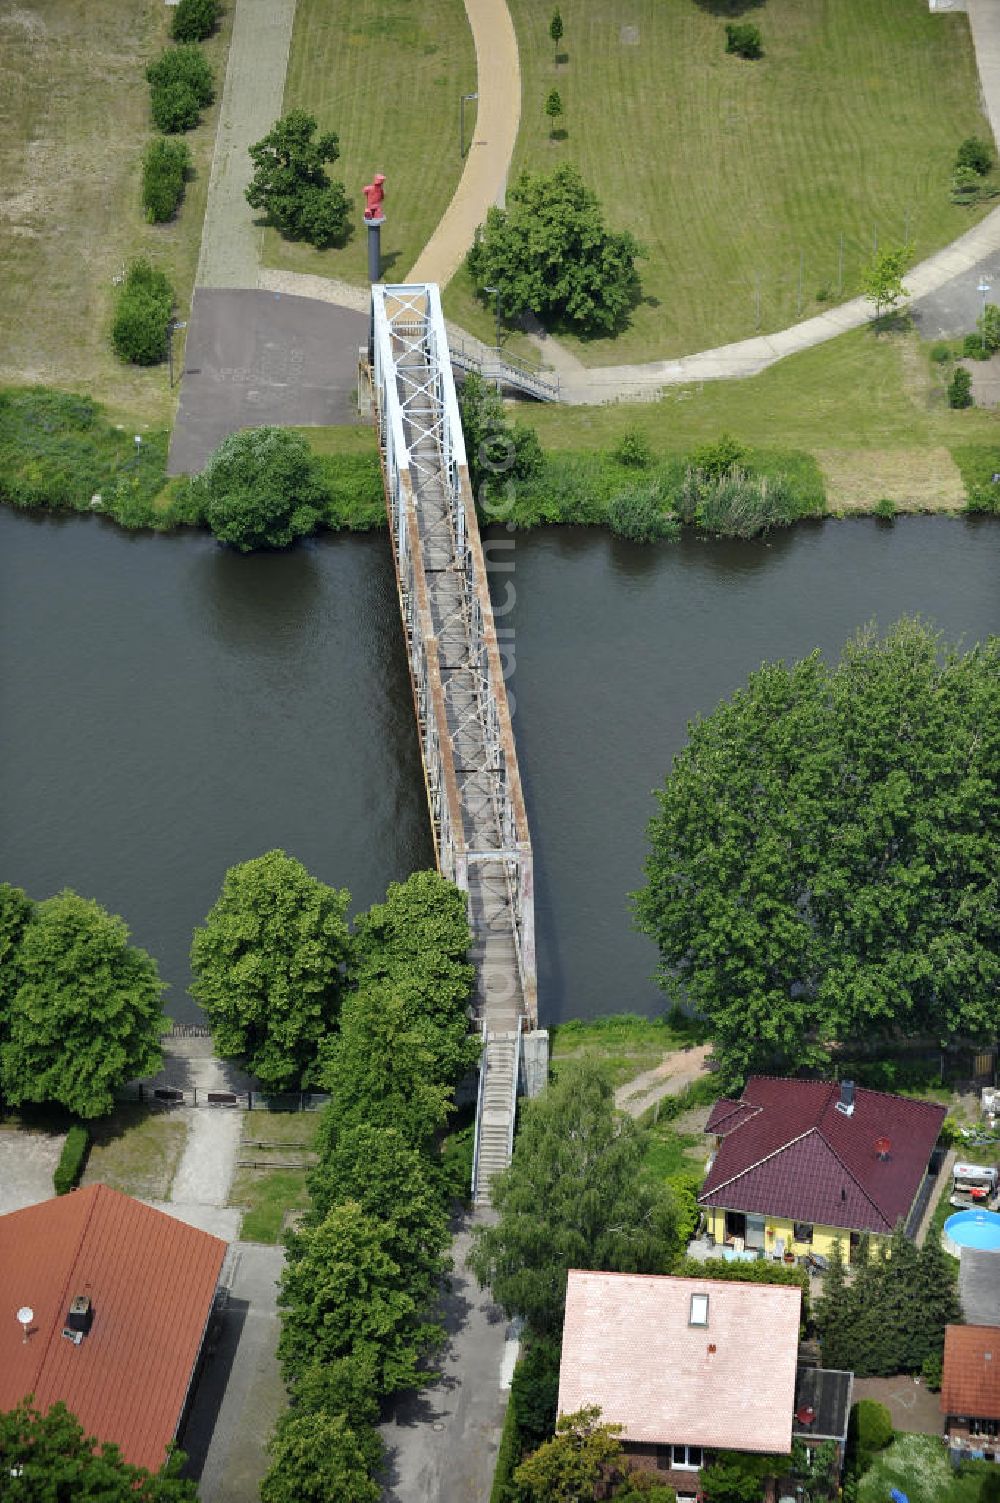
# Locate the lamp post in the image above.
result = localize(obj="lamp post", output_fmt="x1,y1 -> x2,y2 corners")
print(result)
460,92 -> 478,159
483,284 -> 502,351
978,276 -> 991,356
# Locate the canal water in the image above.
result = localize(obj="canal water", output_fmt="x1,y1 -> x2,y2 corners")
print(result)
1,508 -> 997,1026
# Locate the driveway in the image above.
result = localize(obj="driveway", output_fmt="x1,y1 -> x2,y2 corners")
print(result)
168,290 -> 368,474
380,1214 -> 511,1503
182,1242 -> 286,1502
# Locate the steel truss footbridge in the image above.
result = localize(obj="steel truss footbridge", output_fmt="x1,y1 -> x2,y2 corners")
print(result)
370,283 -> 547,1204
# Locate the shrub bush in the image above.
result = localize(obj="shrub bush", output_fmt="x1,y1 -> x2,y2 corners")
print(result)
948,366 -> 973,408
962,331 -> 991,361
110,258 -> 174,366
725,23 -> 762,59
171,0 -> 221,42
147,45 -> 214,133
846,1399 -> 893,1474
956,135 -> 993,176
490,1391 -> 523,1503
607,485 -> 679,544
53,1125 -> 90,1194
690,433 -> 748,481
196,426 -> 327,550
874,496 -> 896,520
612,427 -> 653,468
930,341 -> 952,364
141,137 -> 191,223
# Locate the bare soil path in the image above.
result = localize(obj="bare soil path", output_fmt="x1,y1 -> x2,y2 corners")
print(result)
614,1042 -> 714,1120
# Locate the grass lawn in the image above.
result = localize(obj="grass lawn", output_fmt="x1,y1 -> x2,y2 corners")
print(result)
0,0 -> 231,426
550,1012 -> 706,1088
81,1105 -> 188,1200
857,1433 -> 998,1503
228,1110 -> 321,1243
263,0 -> 476,287
642,1122 -> 707,1181
447,0 -> 992,364
519,328 -> 1000,511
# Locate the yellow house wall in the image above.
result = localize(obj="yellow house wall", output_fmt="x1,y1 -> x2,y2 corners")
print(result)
703,1207 -> 886,1260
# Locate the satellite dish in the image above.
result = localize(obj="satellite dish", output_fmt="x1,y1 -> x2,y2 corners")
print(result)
16,1306 -> 33,1342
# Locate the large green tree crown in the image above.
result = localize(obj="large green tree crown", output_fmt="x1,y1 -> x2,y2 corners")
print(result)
634,618 -> 1000,1087
1,889 -> 165,1118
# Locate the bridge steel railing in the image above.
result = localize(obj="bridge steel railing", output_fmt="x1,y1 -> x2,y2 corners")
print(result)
372,284 -> 537,1028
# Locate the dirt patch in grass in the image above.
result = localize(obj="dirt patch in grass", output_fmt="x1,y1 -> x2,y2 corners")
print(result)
816,446 -> 966,512
81,1105 -> 187,1200
550,1013 -> 705,1089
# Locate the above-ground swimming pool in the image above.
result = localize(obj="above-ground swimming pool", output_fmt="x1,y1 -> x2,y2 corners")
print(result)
943,1210 -> 1000,1257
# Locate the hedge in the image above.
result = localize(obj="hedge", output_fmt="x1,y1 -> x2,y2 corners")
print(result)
673,1254 -> 811,1326
146,45 -> 214,134
111,259 -> 174,366
489,1388 -> 523,1503
54,1125 -> 91,1195
171,0 -> 221,43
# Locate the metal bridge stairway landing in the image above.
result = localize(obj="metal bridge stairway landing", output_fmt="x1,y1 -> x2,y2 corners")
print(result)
371,284 -> 548,1206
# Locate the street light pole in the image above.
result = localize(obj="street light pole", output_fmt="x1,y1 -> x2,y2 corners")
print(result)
460,92 -> 478,159
483,284 -> 501,351
978,276 -> 991,355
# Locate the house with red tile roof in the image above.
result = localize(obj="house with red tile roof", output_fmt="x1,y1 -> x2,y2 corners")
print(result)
941,1324 -> 1000,1462
558,1270 -> 853,1503
699,1077 -> 945,1263
0,1183 -> 226,1473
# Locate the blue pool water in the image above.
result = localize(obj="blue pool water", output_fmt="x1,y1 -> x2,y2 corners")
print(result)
944,1210 -> 1000,1253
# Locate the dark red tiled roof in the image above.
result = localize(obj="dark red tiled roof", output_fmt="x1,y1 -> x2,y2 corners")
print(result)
706,1099 -> 761,1135
941,1325 -> 1000,1419
699,1077 -> 945,1235
0,1184 -> 226,1473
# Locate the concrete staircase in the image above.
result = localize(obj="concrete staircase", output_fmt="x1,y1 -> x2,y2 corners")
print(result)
473,1030 -> 519,1205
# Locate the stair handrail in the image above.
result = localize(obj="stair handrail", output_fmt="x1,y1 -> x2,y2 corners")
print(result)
449,335 -> 560,400
471,1033 -> 489,1199
507,1017 -> 523,1164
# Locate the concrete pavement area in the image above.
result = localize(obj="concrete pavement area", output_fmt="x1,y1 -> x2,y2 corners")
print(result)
167,290 -> 367,474
196,0 -> 296,288
0,1123 -> 66,1213
182,1242 -> 286,1503
380,1214 -> 510,1503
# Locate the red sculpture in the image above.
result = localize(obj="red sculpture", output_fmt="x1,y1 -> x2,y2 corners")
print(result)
363,174 -> 386,221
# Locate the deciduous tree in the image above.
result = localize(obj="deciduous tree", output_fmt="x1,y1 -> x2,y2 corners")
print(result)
276,1200 -> 444,1393
191,849 -> 350,1089
246,111 -> 349,248
468,1062 -> 680,1335
634,620 -> 1000,1086
861,244 -> 911,322
467,166 -> 643,335
514,1407 -> 624,1503
0,882 -> 34,1017
549,8 -> 563,63
0,1399 -> 197,1502
196,427 -> 328,551
1,891 -> 165,1119
260,1410 -> 378,1503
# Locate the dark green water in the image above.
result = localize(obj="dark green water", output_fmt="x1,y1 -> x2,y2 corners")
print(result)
1,508 -> 997,1025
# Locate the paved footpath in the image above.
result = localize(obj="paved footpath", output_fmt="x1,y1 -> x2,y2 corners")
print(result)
196,0 -> 296,288
406,0 -> 520,287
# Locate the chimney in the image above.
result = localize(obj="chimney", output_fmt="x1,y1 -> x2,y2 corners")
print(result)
835,1080 -> 855,1116
874,1136 -> 892,1161
65,1295 -> 93,1337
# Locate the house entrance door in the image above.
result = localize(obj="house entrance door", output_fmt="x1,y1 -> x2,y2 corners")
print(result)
725,1211 -> 746,1242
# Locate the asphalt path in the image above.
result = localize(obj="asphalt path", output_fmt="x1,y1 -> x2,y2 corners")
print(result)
168,290 -> 367,474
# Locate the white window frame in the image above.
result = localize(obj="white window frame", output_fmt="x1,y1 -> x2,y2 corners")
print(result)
671,1445 -> 703,1471
689,1293 -> 709,1327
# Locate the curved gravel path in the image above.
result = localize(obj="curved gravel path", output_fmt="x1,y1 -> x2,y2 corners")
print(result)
405,0 -> 521,287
